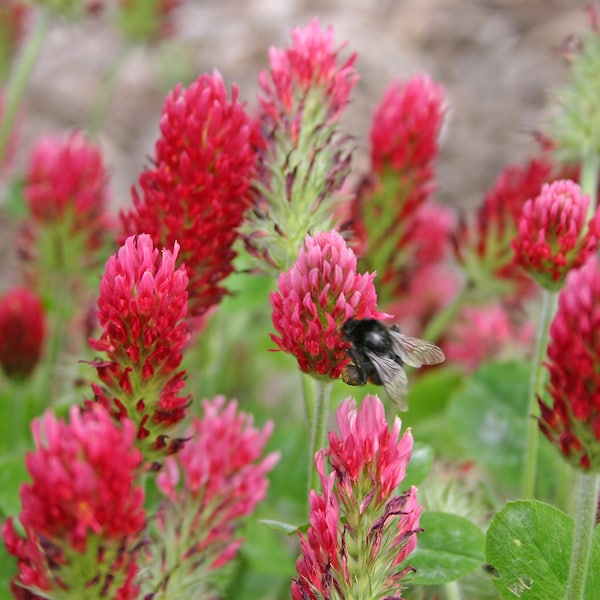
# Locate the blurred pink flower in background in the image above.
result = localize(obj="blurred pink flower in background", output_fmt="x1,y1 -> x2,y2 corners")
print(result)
444,303 -> 534,371
270,230 -> 387,379
89,234 -> 191,462
512,179 -> 600,290
121,71 -> 262,317
0,287 -> 45,379
293,395 -> 421,599
540,257 -> 600,470
20,131 -> 112,265
2,405 -> 145,599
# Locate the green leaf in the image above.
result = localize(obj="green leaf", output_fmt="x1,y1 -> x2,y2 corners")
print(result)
403,442 -> 434,489
0,541 -> 17,600
486,500 -> 600,599
446,361 -> 530,489
259,519 -> 302,535
405,511 -> 485,585
399,367 -> 466,458
0,453 -> 28,518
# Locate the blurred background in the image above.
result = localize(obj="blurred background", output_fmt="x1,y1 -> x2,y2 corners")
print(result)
11,0 -> 589,210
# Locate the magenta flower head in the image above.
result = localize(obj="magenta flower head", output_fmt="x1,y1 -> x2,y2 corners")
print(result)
258,17 -> 358,126
243,20 -> 358,274
512,179 -> 600,290
539,257 -> 600,471
89,234 -> 191,463
292,395 -> 422,599
0,287 -> 45,380
370,73 -> 445,180
270,230 -> 387,380
455,151 -> 564,296
349,74 -> 447,307
153,396 -> 279,595
121,70 -> 262,317
2,405 -> 145,599
20,131 -> 112,274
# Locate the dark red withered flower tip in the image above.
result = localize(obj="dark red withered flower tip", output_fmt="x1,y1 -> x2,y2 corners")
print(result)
121,70 -> 262,317
0,287 -> 45,379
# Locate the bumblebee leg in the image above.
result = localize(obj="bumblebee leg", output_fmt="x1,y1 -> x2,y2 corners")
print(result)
342,363 -> 367,386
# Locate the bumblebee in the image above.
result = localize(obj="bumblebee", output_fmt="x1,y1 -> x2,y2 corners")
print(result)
341,318 -> 445,411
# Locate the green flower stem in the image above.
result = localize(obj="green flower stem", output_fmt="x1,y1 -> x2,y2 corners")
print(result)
522,288 -> 559,499
421,285 -> 470,344
86,43 -> 131,137
306,379 -> 331,497
580,153 -> 599,217
564,471 -> 600,600
444,581 -> 461,600
0,11 -> 51,166
301,371 -> 316,426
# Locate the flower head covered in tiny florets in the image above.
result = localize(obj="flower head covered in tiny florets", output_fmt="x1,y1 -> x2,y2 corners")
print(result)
292,395 -> 422,599
153,396 -> 279,595
512,179 -> 600,290
19,131 -> 113,278
2,405 -> 145,599
242,19 -> 359,274
348,74 -> 448,308
121,70 -> 262,317
539,256 -> 600,471
270,230 -> 388,380
89,233 -> 191,464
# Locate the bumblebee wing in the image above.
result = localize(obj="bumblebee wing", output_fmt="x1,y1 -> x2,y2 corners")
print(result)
389,330 -> 445,368
366,352 -> 409,411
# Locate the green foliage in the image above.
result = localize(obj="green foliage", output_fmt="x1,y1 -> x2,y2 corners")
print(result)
404,512 -> 486,585
486,500 -> 600,600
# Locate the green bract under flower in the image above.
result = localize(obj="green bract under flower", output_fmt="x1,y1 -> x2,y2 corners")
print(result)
242,18 -> 358,274
550,26 -> 600,164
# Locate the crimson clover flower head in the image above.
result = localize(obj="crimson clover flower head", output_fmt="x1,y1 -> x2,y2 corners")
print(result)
512,179 -> 600,290
0,287 -> 45,379
454,151 -> 567,295
243,20 -> 358,274
270,230 -> 388,379
2,405 -> 145,598
155,396 -> 279,585
258,17 -> 358,126
540,256 -> 600,471
293,395 -> 422,599
89,233 -> 191,461
370,73 -> 445,177
327,394 -> 414,506
21,131 -> 112,258
348,74 -> 446,307
121,70 -> 262,317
